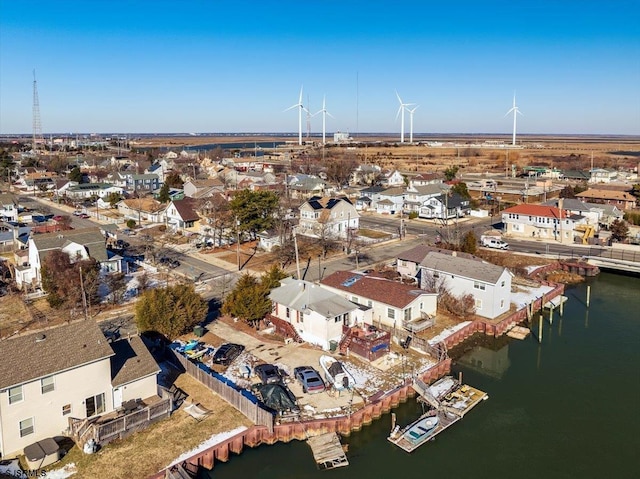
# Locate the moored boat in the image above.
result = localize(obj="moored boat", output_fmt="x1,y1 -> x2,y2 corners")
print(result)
319,355 -> 355,391
403,414 -> 439,444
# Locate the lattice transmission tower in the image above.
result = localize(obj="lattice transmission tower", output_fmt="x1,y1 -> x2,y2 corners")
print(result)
32,70 -> 43,151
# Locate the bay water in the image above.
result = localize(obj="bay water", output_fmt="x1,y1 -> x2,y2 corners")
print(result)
199,273 -> 640,479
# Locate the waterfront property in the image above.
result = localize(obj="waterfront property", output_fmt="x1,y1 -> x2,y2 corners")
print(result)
0,320 -> 163,458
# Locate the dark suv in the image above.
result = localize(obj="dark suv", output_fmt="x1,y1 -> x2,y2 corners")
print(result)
255,364 -> 282,384
211,343 -> 245,366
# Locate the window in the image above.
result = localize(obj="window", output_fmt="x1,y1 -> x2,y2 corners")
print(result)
501,281 -> 505,287
475,299 -> 483,309
41,376 -> 55,394
473,282 -> 486,291
62,404 -> 71,416
367,300 -> 373,307
8,385 -> 23,404
387,308 -> 395,320
19,418 -> 34,437
500,299 -> 505,308
85,393 -> 105,417
351,295 -> 358,303
286,307 -> 290,319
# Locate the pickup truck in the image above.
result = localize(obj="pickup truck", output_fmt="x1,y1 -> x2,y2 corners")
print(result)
480,235 -> 509,250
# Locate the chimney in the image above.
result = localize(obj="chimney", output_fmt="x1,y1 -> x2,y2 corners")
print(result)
558,198 -> 564,217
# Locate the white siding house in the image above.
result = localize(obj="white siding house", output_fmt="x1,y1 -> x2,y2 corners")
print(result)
419,252 -> 512,320
269,278 -> 360,351
297,196 -> 359,239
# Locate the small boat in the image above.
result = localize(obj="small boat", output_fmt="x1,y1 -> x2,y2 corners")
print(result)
403,414 -> 439,444
181,339 -> 200,352
319,355 -> 355,391
185,344 -> 210,361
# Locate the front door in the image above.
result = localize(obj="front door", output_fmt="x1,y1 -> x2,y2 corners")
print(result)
113,387 -> 123,409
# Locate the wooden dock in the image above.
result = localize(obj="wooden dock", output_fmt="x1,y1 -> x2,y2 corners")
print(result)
543,295 -> 568,310
307,433 -> 349,470
506,325 -> 531,340
388,380 -> 488,453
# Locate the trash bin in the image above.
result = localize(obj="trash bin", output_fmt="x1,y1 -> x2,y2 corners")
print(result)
193,325 -> 205,337
329,340 -> 338,352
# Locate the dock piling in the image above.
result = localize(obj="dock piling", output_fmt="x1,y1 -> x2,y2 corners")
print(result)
538,315 -> 543,343
586,285 -> 591,307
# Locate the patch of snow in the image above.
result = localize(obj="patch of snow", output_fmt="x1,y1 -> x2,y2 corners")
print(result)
45,463 -> 77,479
167,426 -> 248,469
511,284 -> 555,309
428,321 -> 472,345
0,459 -> 21,476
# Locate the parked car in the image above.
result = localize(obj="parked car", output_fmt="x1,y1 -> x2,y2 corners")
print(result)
211,343 -> 245,366
255,363 -> 282,385
80,213 -> 90,219
293,366 -> 326,394
159,257 -> 180,269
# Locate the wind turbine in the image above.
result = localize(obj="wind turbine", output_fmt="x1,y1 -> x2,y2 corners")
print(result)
505,93 -> 523,146
395,91 -> 415,143
407,105 -> 419,144
284,86 -> 308,146
314,96 -> 334,145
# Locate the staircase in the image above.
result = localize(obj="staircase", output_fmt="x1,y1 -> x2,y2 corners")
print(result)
265,314 -> 304,343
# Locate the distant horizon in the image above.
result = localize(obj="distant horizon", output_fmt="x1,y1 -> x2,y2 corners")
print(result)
2,132 -> 639,139
1,1 -> 638,135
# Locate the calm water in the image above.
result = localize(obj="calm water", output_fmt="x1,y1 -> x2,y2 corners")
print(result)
200,273 -> 640,479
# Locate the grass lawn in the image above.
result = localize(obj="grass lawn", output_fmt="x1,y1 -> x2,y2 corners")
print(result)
54,373 -> 253,479
358,228 -> 392,239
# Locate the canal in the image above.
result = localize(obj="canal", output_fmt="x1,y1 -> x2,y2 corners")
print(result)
200,273 -> 640,479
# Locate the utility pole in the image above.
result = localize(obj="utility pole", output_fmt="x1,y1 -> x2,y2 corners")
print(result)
236,215 -> 241,271
79,266 -> 88,320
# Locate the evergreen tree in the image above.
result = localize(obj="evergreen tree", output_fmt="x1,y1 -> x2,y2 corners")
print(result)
461,230 -> 478,255
158,182 -> 171,203
135,284 -> 208,339
229,190 -> 279,239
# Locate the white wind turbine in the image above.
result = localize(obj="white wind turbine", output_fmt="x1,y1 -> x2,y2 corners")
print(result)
395,91 -> 415,143
284,86 -> 308,146
407,105 -> 419,143
314,95 -> 334,145
505,93 -> 523,146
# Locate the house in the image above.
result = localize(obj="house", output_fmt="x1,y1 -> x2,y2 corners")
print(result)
355,186 -> 386,211
404,183 -> 449,215
0,221 -> 30,253
396,244 -> 477,281
268,278 -> 361,350
257,229 -> 282,252
288,174 -> 326,199
297,196 -> 359,239
374,187 -> 405,215
584,203 -> 624,228
0,193 -> 19,222
14,227 -> 122,290
124,174 -> 160,193
320,271 -> 438,332
64,183 -> 124,200
183,178 -> 225,199
409,173 -> 442,188
145,162 -> 166,184
589,168 -> 618,184
418,192 -> 470,220
164,198 -> 201,233
418,252 -> 513,320
116,198 -> 166,225
351,164 -> 381,186
575,189 -> 637,210
501,203 -> 585,244
541,198 -> 600,228
381,170 -> 405,187
0,320 -> 160,458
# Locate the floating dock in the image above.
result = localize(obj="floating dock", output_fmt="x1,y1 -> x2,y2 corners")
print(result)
307,433 -> 349,470
388,377 -> 488,453
506,325 -> 531,340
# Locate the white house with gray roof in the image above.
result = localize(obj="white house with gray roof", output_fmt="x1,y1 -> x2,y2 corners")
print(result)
15,227 -> 121,290
0,320 -> 160,459
268,277 -> 363,351
418,252 -> 513,319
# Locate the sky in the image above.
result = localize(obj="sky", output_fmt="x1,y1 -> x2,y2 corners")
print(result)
1,0 -> 639,136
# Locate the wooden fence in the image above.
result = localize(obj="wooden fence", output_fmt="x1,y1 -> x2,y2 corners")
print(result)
169,349 -> 275,433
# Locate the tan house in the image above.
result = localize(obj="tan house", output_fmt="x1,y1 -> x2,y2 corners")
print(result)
0,320 -> 160,458
576,189 -> 637,210
297,196 -> 359,239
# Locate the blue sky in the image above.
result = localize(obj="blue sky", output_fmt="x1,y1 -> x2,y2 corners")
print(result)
1,0 -> 639,135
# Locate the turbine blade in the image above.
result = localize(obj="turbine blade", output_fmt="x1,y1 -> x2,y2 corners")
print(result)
395,105 -> 403,121
326,112 -> 335,119
396,90 -> 402,104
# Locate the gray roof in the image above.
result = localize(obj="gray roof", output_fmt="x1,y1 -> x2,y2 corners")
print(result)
409,183 -> 449,195
110,336 -> 160,387
398,244 -> 477,264
31,227 -> 108,262
542,198 -> 590,212
269,278 -> 358,317
0,320 -> 115,390
420,251 -> 508,284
